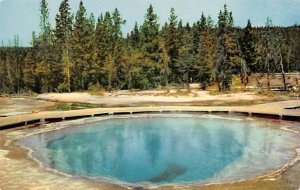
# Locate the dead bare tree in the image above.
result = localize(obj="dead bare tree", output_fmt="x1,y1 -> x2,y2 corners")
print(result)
271,37 -> 287,91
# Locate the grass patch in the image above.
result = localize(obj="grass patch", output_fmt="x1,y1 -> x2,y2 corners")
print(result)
46,102 -> 100,111
88,84 -> 105,96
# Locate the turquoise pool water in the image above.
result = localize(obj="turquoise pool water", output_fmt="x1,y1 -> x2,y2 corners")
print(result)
20,115 -> 297,186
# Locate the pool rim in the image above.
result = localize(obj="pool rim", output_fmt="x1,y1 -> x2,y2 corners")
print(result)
14,112 -> 300,189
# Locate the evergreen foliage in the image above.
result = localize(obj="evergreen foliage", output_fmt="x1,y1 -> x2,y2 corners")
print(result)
1,1 -> 299,94
196,16 -> 215,90
214,5 -> 241,90
240,20 -> 256,87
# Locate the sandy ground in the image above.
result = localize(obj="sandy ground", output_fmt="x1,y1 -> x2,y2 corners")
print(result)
0,97 -> 56,117
37,91 -> 270,106
0,89 -> 291,117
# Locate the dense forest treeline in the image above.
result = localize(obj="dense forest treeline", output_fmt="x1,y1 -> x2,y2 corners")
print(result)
0,0 -> 300,94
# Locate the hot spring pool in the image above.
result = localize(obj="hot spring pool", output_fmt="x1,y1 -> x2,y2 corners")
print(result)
19,114 -> 298,186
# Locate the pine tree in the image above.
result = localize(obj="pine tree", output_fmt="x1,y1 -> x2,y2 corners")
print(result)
141,4 -> 159,44
158,38 -> 171,90
175,30 -> 195,91
93,12 -> 113,86
24,33 -> 37,91
54,0 -> 73,92
85,13 -> 96,87
196,16 -> 215,90
112,8 -> 126,46
140,4 -> 160,88
39,0 -> 51,42
192,12 -> 206,54
60,48 -> 73,92
55,0 -> 72,45
214,4 -> 240,91
39,0 -> 52,92
111,9 -> 126,89
103,54 -> 116,91
240,19 -> 256,88
121,49 -> 143,89
113,38 -> 127,89
34,54 -> 51,92
163,8 -> 179,84
24,0 -> 52,93
129,22 -> 140,49
72,1 -> 93,90
23,49 -> 38,91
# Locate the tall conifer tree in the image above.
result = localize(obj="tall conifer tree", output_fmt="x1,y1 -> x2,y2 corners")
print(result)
164,8 -> 179,83
197,16 -> 215,89
72,1 -> 93,90
55,0 -> 73,92
214,4 -> 240,90
140,4 -> 160,88
240,19 -> 256,87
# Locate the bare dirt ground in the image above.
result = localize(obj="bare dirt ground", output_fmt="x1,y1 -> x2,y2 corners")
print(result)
0,97 -> 56,116
0,88 -> 295,116
36,90 -> 273,106
35,73 -> 300,107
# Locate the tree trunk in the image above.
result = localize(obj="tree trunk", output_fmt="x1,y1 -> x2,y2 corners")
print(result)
255,74 -> 261,86
187,83 -> 190,93
166,78 -> 169,93
82,77 -> 85,91
217,80 -> 221,91
244,76 -> 249,91
67,67 -> 71,93
279,53 -> 287,91
266,61 -> 270,91
108,72 -> 112,92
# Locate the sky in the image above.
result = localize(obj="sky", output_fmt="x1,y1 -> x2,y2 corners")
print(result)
0,0 -> 300,46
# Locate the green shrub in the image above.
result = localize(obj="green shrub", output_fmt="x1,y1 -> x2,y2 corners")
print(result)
88,83 -> 105,96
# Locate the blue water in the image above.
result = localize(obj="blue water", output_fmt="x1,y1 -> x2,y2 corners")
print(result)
24,115 -> 295,185
46,116 -> 246,184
